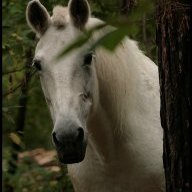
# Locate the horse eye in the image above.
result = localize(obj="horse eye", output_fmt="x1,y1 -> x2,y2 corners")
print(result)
83,52 -> 93,66
32,59 -> 42,71
81,92 -> 90,102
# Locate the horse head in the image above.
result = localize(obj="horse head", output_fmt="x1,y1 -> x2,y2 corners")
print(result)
26,0 -> 99,164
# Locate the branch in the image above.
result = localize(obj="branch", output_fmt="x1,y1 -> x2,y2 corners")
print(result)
3,69 -> 37,98
3,67 -> 26,75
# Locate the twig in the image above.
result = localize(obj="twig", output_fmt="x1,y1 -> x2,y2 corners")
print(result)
3,69 -> 37,98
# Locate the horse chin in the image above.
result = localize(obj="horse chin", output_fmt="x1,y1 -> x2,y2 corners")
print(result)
57,152 -> 86,164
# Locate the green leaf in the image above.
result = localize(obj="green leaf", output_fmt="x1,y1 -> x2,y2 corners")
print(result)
57,34 -> 91,59
9,132 -> 21,145
57,23 -> 107,59
97,28 -> 127,51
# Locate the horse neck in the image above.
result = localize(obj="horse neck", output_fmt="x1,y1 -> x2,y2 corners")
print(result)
87,38 -> 149,162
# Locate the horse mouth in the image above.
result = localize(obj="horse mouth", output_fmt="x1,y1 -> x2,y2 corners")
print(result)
56,142 -> 87,164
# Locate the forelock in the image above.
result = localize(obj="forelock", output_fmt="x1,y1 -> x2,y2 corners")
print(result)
51,6 -> 69,28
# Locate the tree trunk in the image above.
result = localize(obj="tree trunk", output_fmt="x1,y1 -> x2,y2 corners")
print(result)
156,1 -> 192,191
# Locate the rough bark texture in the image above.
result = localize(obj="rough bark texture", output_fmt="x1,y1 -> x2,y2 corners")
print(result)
156,1 -> 192,191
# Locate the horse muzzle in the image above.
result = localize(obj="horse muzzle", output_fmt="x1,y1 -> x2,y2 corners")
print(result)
52,120 -> 87,164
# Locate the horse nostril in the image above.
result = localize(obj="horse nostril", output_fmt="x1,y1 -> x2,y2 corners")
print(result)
52,132 -> 60,145
52,127 -> 84,147
77,127 -> 84,142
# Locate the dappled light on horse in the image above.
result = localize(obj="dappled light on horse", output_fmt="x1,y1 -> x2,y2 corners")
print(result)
26,0 -> 165,191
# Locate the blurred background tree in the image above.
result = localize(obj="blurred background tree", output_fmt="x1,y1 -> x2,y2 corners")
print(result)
2,0 -> 156,191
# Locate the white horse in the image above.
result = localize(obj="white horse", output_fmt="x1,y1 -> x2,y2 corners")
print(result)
26,0 -> 165,191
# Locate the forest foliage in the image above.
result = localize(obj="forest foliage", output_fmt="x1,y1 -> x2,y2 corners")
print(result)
3,0 -> 156,191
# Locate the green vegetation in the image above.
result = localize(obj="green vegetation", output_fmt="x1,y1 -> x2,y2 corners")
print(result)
3,0 -> 156,191
3,153 -> 74,192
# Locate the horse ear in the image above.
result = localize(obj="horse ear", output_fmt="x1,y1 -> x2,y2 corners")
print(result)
26,0 -> 51,37
68,0 -> 90,29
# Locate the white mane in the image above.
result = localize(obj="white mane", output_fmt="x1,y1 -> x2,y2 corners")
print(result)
86,17 -> 160,134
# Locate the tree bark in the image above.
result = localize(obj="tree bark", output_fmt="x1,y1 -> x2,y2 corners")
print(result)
156,1 -> 192,191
